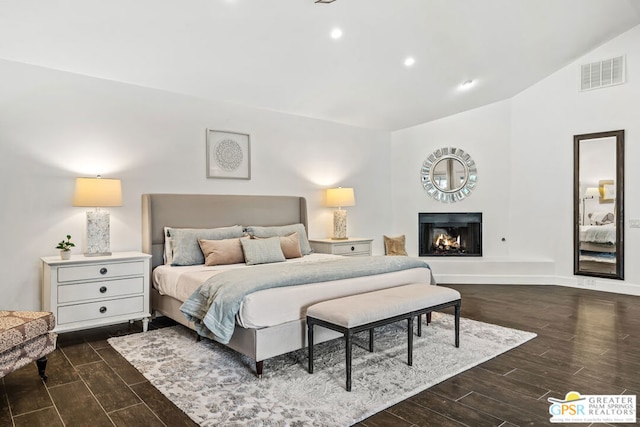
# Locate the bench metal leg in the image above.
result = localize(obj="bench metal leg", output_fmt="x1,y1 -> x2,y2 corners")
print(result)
417,313 -> 422,337
454,303 -> 460,348
407,316 -> 413,366
369,328 -> 374,352
346,331 -> 353,391
308,322 -> 314,374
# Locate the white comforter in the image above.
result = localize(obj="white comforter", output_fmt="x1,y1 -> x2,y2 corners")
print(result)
580,223 -> 616,244
153,254 -> 432,329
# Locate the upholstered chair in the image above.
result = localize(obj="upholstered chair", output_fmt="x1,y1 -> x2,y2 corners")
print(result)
0,311 -> 57,380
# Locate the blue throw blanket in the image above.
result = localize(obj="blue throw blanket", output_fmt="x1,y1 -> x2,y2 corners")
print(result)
180,256 -> 433,343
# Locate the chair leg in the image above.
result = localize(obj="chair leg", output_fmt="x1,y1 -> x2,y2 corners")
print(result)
36,356 -> 48,381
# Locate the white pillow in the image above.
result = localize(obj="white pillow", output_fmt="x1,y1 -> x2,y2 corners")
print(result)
163,227 -> 173,265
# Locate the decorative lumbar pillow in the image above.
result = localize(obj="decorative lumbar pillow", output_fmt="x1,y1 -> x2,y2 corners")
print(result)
245,224 -> 312,255
168,225 -> 245,266
384,235 -> 408,256
279,232 -> 303,259
255,232 -> 302,259
240,236 -> 286,266
198,236 -> 249,266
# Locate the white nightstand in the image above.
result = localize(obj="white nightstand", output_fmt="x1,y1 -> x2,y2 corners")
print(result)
309,238 -> 373,257
41,251 -> 151,333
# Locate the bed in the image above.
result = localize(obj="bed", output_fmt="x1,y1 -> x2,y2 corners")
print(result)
579,215 -> 616,274
141,193 -> 433,376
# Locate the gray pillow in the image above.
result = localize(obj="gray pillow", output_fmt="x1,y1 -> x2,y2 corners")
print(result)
240,237 -> 286,266
245,224 -> 312,255
168,226 -> 245,266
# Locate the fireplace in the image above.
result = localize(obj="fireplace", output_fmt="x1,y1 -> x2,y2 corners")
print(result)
419,212 -> 482,257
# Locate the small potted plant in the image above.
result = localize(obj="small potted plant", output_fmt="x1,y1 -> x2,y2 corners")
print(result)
56,235 -> 75,260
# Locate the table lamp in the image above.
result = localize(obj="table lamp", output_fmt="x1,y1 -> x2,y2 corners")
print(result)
326,187 -> 355,240
582,187 -> 599,225
73,176 -> 122,256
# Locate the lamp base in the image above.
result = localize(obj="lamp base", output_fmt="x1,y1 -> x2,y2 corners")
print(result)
86,211 -> 111,256
332,209 -> 348,240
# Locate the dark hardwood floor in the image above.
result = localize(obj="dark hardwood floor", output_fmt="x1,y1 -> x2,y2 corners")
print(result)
2,284 -> 639,426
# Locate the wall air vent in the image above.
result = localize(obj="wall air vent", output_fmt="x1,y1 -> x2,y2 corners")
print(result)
580,56 -> 625,91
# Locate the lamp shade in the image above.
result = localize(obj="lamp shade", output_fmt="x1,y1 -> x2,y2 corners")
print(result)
326,187 -> 355,208
585,187 -> 600,198
73,177 -> 122,207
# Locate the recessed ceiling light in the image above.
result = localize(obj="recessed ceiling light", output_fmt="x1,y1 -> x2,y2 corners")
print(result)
404,57 -> 415,67
331,28 -> 343,39
459,79 -> 476,90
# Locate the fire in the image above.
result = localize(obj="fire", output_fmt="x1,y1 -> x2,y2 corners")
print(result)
434,233 -> 461,250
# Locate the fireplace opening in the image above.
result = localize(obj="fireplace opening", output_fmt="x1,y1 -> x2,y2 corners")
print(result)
419,212 -> 482,257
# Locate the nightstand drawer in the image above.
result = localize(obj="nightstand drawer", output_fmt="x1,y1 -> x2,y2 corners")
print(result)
57,277 -> 144,304
57,296 -> 144,325
57,261 -> 145,283
332,242 -> 371,255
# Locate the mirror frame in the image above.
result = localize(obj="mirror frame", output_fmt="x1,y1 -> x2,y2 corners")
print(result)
421,147 -> 478,203
573,129 -> 624,280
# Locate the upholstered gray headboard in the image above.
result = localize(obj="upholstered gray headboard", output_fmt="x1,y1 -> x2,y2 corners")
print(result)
141,194 -> 308,269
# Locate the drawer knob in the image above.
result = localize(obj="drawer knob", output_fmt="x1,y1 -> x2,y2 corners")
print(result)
351,246 -> 355,251
99,306 -> 107,314
99,286 -> 107,294
99,267 -> 108,275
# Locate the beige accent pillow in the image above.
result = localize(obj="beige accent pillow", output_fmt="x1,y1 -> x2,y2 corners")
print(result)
278,232 -> 303,259
255,232 -> 302,259
198,236 -> 249,266
384,235 -> 408,256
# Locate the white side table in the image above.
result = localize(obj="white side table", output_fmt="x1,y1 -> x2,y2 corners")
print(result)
309,238 -> 373,257
41,251 -> 151,333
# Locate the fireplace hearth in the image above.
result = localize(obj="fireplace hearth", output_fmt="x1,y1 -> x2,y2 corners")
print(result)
419,212 -> 482,257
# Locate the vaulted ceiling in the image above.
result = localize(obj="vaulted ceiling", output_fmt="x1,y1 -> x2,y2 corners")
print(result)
1,0 -> 639,130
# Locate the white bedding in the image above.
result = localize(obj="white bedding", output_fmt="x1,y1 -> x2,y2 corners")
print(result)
579,223 -> 616,245
153,254 -> 432,329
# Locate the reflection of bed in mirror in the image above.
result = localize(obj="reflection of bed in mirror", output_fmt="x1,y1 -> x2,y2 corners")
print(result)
579,216 -> 616,274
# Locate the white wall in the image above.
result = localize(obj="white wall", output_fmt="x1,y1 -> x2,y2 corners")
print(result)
0,59 -> 393,310
3,23 -> 639,311
391,24 -> 640,293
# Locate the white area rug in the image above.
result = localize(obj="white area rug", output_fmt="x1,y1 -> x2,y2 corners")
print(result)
108,313 -> 536,426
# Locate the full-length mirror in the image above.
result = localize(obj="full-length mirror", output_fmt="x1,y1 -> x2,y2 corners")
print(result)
574,130 -> 624,279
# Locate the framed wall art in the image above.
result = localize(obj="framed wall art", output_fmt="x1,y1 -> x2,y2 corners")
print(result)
598,179 -> 615,203
206,129 -> 251,179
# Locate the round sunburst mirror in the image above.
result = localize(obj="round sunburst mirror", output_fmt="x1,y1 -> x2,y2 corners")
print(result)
420,147 -> 478,203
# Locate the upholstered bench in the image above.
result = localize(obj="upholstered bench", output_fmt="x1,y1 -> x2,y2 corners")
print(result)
0,311 -> 57,380
306,284 -> 461,391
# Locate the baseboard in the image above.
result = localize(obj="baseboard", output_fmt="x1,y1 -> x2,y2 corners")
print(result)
434,274 -> 556,285
434,273 -> 640,296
